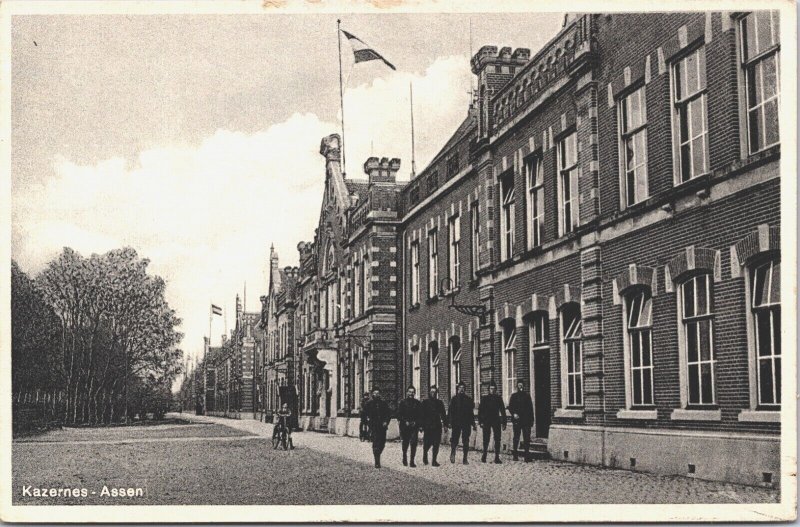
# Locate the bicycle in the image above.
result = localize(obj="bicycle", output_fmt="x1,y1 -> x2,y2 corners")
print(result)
272,421 -> 289,450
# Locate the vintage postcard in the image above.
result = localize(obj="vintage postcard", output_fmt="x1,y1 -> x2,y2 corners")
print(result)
0,0 -> 796,522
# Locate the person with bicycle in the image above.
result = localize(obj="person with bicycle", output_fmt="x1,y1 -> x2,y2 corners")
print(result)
273,402 -> 294,449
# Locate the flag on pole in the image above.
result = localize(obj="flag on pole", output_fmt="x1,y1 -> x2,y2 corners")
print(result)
341,29 -> 396,70
211,304 -> 222,316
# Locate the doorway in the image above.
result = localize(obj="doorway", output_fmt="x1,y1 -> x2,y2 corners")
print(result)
532,348 -> 551,438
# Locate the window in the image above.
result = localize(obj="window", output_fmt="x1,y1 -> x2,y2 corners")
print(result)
450,337 -> 462,397
319,288 -> 328,329
447,154 -> 459,178
562,305 -> 583,407
411,346 -> 421,391
529,312 -> 549,348
410,241 -> 420,305
361,255 -> 368,312
354,350 -> 363,410
353,261 -> 361,316
448,215 -> 461,288
473,337 -> 481,400
525,155 -> 544,249
557,132 -> 579,236
751,259 -> 781,407
673,47 -> 709,182
429,342 -> 440,389
626,291 -> 654,407
471,203 -> 480,278
680,274 -> 715,405
501,322 -> 517,404
619,87 -> 649,206
499,172 -> 515,261
428,229 -> 439,298
409,183 -> 420,206
741,11 -> 781,154
427,170 -> 439,194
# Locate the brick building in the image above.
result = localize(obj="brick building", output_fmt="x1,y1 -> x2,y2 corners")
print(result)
254,11 -> 781,486
397,11 -> 781,487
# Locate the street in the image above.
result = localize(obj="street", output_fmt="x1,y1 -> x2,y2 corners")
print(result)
12,414 -> 779,505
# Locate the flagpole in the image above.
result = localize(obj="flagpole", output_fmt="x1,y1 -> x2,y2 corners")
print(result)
410,82 -> 416,178
337,18 -> 347,176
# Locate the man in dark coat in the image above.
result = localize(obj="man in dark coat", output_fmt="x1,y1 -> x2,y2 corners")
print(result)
365,388 -> 390,468
478,381 -> 507,463
397,385 -> 423,467
448,381 -> 476,464
508,380 -> 534,461
420,386 -> 447,466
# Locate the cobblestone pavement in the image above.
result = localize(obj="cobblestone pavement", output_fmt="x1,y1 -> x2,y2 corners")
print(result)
177,413 -> 779,504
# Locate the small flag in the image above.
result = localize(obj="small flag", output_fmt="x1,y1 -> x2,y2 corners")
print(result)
211,304 -> 222,316
341,29 -> 396,71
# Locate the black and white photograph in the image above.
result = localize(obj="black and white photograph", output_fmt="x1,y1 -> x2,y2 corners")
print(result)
1,1 -> 796,522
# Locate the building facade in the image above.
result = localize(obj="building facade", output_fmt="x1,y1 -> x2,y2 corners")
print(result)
254,11 -> 781,487
397,12 -> 781,487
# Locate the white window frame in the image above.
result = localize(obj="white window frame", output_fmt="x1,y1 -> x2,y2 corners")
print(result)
411,346 -> 421,392
353,349 -> 362,411
622,290 -> 655,408
501,322 -> 517,405
560,306 -> 583,408
428,229 -> 439,298
618,86 -> 649,207
361,255 -> 369,313
410,241 -> 420,306
429,342 -> 440,389
557,132 -> 579,236
671,47 -> 709,183
499,172 -> 516,261
676,274 -> 716,407
471,203 -> 480,278
353,260 -> 361,317
746,258 -> 781,410
448,215 -> 461,288
473,336 -> 481,401
525,155 -> 544,250
450,337 -> 462,397
739,11 -> 781,155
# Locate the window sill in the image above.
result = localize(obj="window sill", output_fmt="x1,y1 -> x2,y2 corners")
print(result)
616,409 -> 658,420
670,408 -> 721,421
554,408 -> 584,419
738,410 -> 780,423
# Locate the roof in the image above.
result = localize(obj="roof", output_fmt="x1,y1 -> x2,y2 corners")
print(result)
345,179 -> 369,197
418,108 -> 477,176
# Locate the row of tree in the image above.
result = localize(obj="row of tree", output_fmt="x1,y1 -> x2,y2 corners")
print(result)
12,247 -> 184,426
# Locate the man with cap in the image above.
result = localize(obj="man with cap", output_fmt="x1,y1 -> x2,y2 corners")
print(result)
365,387 -> 390,468
507,380 -> 534,461
478,381 -> 507,463
447,381 -> 476,464
397,385 -> 423,467
420,385 -> 447,466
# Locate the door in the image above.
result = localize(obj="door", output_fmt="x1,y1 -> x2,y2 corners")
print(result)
533,348 -> 551,438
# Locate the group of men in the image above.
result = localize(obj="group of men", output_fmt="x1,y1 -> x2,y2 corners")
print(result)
361,380 -> 535,469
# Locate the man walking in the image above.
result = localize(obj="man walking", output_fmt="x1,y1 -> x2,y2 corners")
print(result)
365,387 -> 390,468
478,381 -> 507,464
397,385 -> 423,467
420,386 -> 447,467
508,380 -> 534,461
448,381 -> 475,464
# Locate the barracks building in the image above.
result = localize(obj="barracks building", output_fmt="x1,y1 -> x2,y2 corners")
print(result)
259,12 -> 782,487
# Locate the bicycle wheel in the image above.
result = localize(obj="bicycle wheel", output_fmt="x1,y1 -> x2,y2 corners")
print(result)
272,433 -> 280,449
281,431 -> 288,450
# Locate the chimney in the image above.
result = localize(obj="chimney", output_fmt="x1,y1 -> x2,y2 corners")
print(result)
363,156 -> 401,185
270,243 -> 281,288
471,44 -> 531,139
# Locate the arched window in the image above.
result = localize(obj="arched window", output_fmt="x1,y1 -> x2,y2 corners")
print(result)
750,258 -> 780,407
562,305 -> 583,408
500,320 -> 517,404
625,289 -> 654,407
679,273 -> 715,406
410,345 -> 421,392
449,337 -> 462,397
429,342 -> 440,389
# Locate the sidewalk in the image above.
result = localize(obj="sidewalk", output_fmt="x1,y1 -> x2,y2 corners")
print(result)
172,413 -> 779,504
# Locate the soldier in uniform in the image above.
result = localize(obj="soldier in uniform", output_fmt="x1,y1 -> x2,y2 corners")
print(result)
397,385 -> 423,467
448,381 -> 476,464
420,385 -> 447,466
365,387 -> 390,468
507,380 -> 534,461
478,381 -> 507,463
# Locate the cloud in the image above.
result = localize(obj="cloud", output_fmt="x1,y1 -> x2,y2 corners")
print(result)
12,54 -> 470,363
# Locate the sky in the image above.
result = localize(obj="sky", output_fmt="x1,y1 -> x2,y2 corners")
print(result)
11,11 -> 565,364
